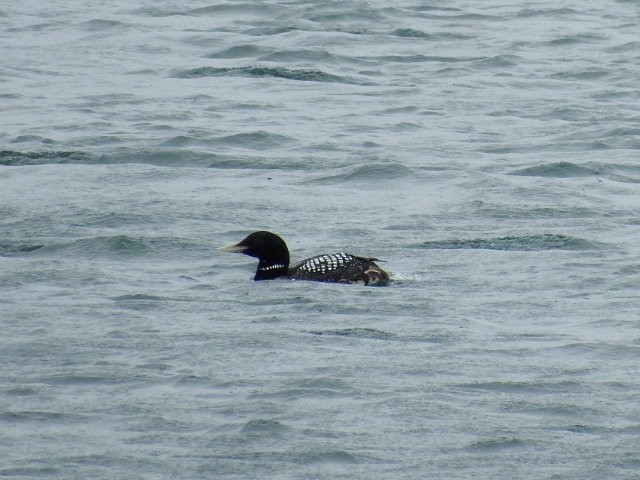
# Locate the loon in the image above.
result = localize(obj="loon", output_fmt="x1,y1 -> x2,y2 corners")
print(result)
219,231 -> 389,286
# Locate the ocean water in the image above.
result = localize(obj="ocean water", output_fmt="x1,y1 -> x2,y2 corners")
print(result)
1,1 -> 640,478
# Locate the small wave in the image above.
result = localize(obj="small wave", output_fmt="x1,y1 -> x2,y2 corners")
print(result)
250,377 -> 356,401
10,134 -> 55,144
465,436 -> 527,451
78,19 -> 130,31
390,28 -> 471,41
41,235 -> 150,257
374,54 -> 475,64
550,69 -> 609,81
0,149 -> 91,166
113,294 -> 166,302
517,7 -> 579,18
206,45 -> 271,59
306,162 -> 414,183
240,418 -> 290,436
174,66 -> 365,84
509,161 -> 600,178
0,467 -> 59,477
295,449 -> 358,465
0,410 -> 89,423
309,328 -> 397,340
0,243 -> 44,256
390,28 -> 433,39
187,3 -> 278,16
546,33 -> 605,46
417,234 -> 597,251
259,49 -> 342,63
457,380 -> 583,394
474,54 -> 520,69
608,41 -> 640,53
214,131 -> 293,149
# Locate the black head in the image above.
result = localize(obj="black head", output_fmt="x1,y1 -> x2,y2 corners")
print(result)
219,231 -> 290,280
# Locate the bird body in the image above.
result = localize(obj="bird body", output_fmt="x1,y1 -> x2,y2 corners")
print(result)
219,231 -> 389,286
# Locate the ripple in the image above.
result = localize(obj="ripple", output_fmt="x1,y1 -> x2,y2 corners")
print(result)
240,418 -> 290,436
174,66 -> 367,84
0,410 -> 91,423
207,45 -> 271,59
308,327 -> 397,340
250,377 -> 358,401
45,235 -> 151,257
509,161 -> 601,178
295,449 -> 358,465
465,436 -> 527,451
0,243 -> 44,256
305,162 -> 414,183
0,149 -> 90,166
416,234 -> 598,251
456,380 -> 585,394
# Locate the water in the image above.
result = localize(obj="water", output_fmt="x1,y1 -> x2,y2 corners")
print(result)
2,1 -> 640,478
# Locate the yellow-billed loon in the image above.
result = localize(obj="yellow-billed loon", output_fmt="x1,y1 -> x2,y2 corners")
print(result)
219,231 -> 389,286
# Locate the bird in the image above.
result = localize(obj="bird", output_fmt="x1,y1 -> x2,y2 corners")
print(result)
219,231 -> 389,286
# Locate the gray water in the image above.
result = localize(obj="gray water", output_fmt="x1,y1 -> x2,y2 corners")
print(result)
2,1 -> 640,478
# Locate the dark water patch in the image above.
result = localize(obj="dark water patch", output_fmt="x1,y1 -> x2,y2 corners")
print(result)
187,3 -> 279,16
59,235 -> 149,257
608,40 -> 640,53
7,21 -> 66,33
0,149 -> 91,166
4,384 -> 44,396
406,5 -> 462,13
0,243 -> 44,256
546,33 -> 606,46
456,380 -> 585,394
390,28 -> 472,41
214,131 -> 293,149
116,148 -> 231,167
112,293 -> 179,311
390,28 -> 434,39
78,19 -> 131,31
250,377 -> 357,401
465,436 -> 527,451
309,328 -> 397,341
113,294 -> 167,302
593,127 -> 640,153
550,69 -> 609,81
41,374 -> 125,386
474,54 -> 520,69
259,49 -> 345,63
10,134 -> 55,144
174,66 -> 366,84
207,45 -> 271,59
505,400 -> 602,418
205,154 -> 318,170
509,161 -> 601,178
0,466 -> 59,477
416,234 -> 597,251
517,8 -> 579,18
564,424 -> 605,434
295,449 -> 358,465
305,162 -> 414,184
59,235 -> 200,258
481,204 -> 601,220
242,24 -> 299,36
0,410 -> 90,423
240,418 -> 290,437
135,362 -> 172,372
374,54 -> 477,63
420,12 -> 501,21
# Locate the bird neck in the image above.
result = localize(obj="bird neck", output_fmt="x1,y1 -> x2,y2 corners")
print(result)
254,259 -> 289,280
